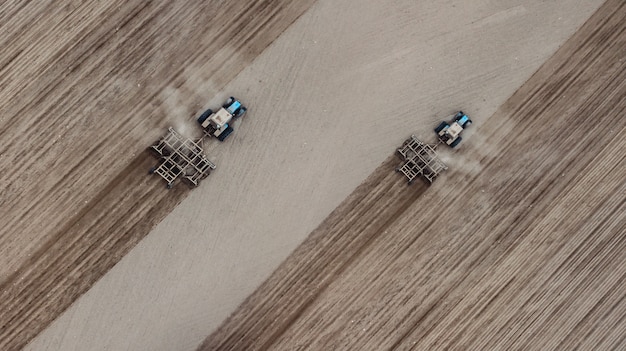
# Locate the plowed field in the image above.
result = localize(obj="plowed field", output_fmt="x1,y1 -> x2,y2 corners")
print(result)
200,1 -> 626,349
0,1 -> 315,350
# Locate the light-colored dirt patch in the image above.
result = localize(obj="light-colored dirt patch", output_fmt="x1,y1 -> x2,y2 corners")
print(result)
200,1 -> 626,349
10,0 -> 607,350
0,1 -> 316,350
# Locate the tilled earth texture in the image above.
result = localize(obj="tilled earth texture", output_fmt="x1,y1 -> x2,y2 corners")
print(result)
0,1 -> 315,350
199,1 -> 626,350
1,0 -> 620,351
25,0 -> 605,348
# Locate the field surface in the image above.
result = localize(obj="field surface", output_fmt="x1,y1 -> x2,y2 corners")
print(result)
0,1 -> 316,350
0,0 -> 617,350
201,1 -> 626,349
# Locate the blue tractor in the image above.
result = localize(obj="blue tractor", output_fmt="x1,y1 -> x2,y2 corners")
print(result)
197,97 -> 247,142
434,111 -> 472,148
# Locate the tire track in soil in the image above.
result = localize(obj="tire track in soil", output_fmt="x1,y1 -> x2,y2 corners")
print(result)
198,1 -> 626,350
0,1 -> 317,350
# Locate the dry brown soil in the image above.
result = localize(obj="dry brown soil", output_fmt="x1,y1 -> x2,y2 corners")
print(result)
199,1 -> 626,349
23,0 -> 606,347
1,0 -> 621,350
0,1 -> 315,350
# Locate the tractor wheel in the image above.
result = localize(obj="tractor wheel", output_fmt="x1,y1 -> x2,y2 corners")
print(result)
455,111 -> 464,121
450,136 -> 462,148
198,109 -> 213,124
217,126 -> 234,141
462,119 -> 473,128
434,121 -> 448,133
235,106 -> 247,118
223,96 -> 235,108
148,167 -> 156,174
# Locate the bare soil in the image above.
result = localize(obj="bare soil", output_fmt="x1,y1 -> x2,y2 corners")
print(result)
199,1 -> 626,349
2,0 -> 620,350
0,1 -> 315,350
